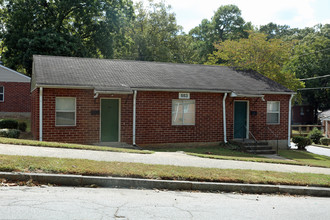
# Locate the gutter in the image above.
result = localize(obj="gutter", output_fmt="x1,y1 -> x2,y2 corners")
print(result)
288,94 -> 294,148
39,87 -> 43,141
133,90 -> 137,145
223,93 -> 228,143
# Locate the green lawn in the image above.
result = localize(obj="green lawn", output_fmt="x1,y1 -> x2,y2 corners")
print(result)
0,154 -> 329,187
151,145 -> 330,168
278,150 -> 330,168
0,137 -> 153,154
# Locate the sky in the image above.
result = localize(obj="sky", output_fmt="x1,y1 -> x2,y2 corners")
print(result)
133,0 -> 330,33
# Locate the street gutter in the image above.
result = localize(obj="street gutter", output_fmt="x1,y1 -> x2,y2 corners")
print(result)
1,172 -> 329,197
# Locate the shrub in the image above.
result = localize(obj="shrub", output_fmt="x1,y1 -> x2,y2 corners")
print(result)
0,129 -> 20,139
0,119 -> 18,129
308,127 -> 323,144
320,137 -> 330,146
292,136 -> 312,150
18,122 -> 27,132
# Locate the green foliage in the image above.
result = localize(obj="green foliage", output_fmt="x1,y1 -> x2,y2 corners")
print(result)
308,127 -> 324,144
320,137 -> 330,146
189,4 -> 251,63
206,32 -> 304,91
18,122 -> 27,132
122,0 -> 195,63
292,136 -> 312,150
0,119 -> 18,129
1,0 -> 134,75
284,24 -> 330,113
212,4 -> 248,41
0,129 -> 20,138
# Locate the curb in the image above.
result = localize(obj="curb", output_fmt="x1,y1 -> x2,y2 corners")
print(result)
1,172 -> 329,197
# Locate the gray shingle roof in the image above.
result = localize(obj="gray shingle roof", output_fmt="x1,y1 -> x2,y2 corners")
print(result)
0,65 -> 30,82
32,55 -> 293,95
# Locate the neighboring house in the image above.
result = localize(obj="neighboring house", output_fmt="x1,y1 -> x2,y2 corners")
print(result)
319,109 -> 330,138
31,55 -> 295,148
291,105 -> 315,125
0,65 -> 31,118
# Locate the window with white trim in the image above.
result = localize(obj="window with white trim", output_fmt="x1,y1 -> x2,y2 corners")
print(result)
0,86 -> 3,102
172,100 -> 195,125
267,101 -> 280,124
56,97 -> 76,126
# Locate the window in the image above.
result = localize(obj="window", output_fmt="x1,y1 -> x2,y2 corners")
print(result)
172,100 -> 195,125
267,101 -> 280,124
0,86 -> 3,102
56,97 -> 76,126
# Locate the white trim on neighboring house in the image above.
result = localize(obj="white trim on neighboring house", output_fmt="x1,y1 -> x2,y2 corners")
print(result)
0,86 -> 4,102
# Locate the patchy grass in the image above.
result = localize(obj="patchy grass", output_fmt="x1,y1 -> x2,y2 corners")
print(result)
279,150 -> 330,168
0,154 -> 329,187
152,145 -> 263,158
151,145 -> 330,168
0,137 -> 153,154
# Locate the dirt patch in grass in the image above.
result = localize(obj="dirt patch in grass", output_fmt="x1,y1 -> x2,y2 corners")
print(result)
0,154 -> 329,187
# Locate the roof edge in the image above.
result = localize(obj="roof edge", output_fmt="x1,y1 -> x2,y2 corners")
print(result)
0,65 -> 31,81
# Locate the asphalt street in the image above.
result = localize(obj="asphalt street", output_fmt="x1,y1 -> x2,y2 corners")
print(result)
0,186 -> 330,220
0,143 -> 330,174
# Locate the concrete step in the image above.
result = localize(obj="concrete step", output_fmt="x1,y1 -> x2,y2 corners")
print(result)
247,149 -> 277,154
245,145 -> 273,151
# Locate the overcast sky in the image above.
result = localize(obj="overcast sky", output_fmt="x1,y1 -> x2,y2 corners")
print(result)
133,0 -> 330,33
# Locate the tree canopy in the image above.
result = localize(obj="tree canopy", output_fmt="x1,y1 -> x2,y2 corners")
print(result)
206,32 -> 304,91
284,24 -> 330,114
1,0 -> 134,75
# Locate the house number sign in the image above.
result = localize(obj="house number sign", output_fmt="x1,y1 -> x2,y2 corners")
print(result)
179,93 -> 190,99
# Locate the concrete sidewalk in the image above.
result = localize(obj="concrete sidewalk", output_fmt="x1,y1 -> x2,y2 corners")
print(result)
0,143 -> 330,174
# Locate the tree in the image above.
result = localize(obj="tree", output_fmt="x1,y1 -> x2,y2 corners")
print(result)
189,4 -> 251,63
212,4 -> 249,41
206,32 -> 304,91
259,22 -> 292,39
284,24 -> 330,119
122,0 -> 184,63
1,0 -> 134,75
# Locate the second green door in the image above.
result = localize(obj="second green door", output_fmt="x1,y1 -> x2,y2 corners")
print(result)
101,99 -> 119,142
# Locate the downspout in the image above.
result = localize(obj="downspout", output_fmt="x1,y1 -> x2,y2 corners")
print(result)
326,120 -> 329,138
39,87 -> 43,141
223,93 -> 228,143
287,94 -> 294,148
133,90 -> 137,146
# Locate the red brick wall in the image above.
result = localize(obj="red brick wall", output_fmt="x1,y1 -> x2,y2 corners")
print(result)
0,82 -> 31,112
135,92 -> 223,144
225,94 -> 290,141
31,88 -> 132,144
31,88 -> 290,145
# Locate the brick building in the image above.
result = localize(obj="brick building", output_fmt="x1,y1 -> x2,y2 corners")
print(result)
0,65 -> 31,118
31,55 -> 295,148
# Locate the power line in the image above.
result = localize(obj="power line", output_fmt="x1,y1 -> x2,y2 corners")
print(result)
299,86 -> 330,90
299,74 -> 330,81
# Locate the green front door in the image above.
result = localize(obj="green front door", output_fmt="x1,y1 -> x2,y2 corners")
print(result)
101,99 -> 119,142
234,101 -> 247,139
